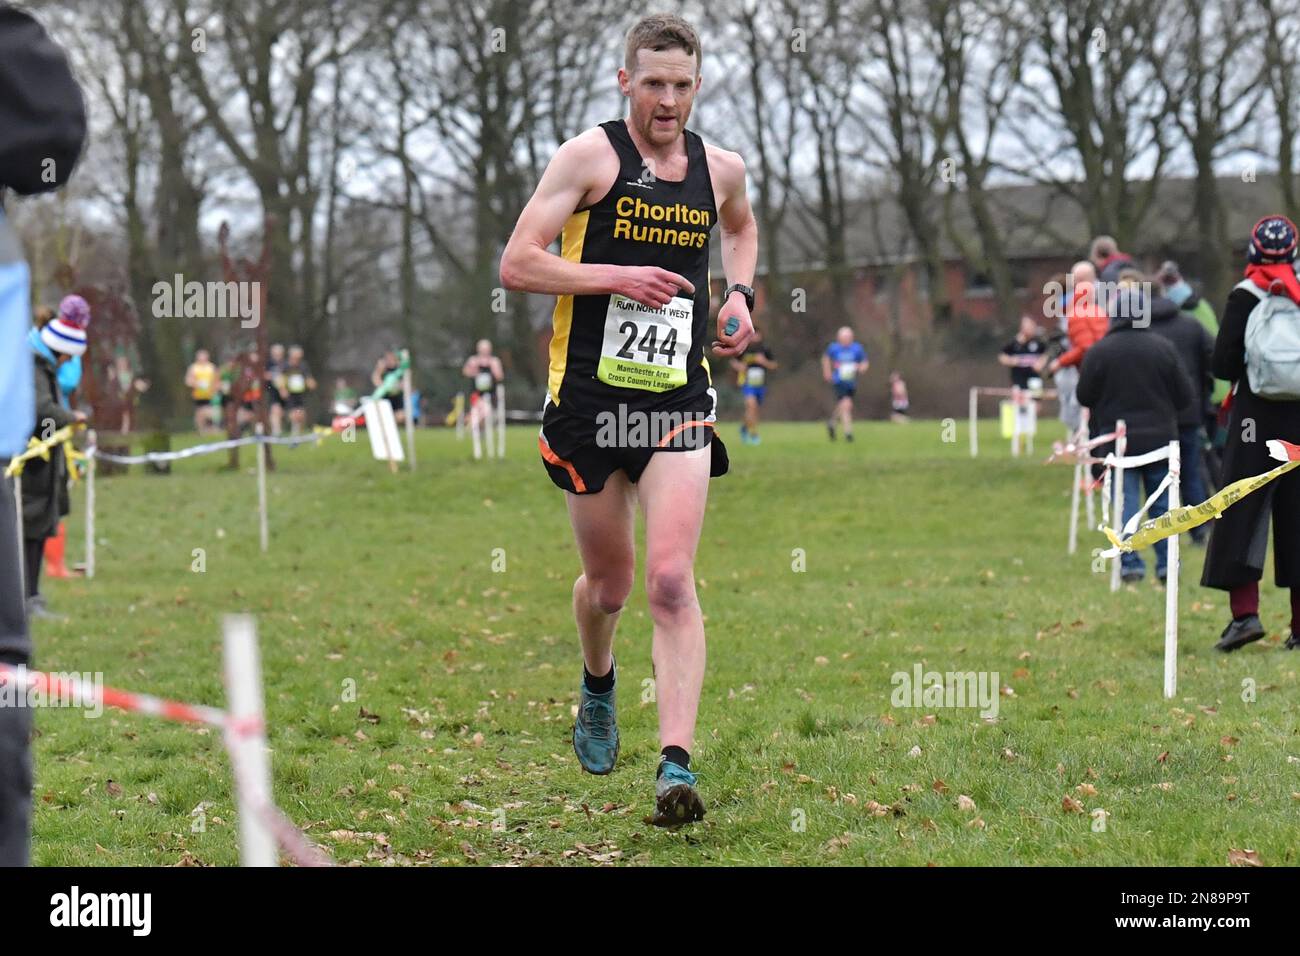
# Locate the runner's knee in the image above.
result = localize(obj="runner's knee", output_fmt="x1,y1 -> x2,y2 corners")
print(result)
583,571 -> 632,615
645,562 -> 696,616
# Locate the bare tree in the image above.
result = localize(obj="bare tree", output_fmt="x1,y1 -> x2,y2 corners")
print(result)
1259,0 -> 1300,221
1153,0 -> 1264,306
930,0 -> 1026,325
1006,0 -> 1174,247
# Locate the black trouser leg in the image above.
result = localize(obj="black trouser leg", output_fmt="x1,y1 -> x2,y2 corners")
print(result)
22,538 -> 42,599
0,477 -> 33,866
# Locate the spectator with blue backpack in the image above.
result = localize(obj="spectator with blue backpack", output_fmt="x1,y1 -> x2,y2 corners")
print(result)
1202,216 -> 1300,653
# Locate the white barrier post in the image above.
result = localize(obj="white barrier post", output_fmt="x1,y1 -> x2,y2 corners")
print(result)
255,424 -> 268,554
86,430 -> 96,579
222,614 -> 276,867
470,396 -> 483,460
482,391 -> 497,459
455,393 -> 465,440
1164,439 -> 1181,699
1110,420 -> 1127,592
969,387 -> 979,458
1085,474 -> 1096,531
1010,386 -> 1022,458
1079,411 -> 1095,532
12,474 -> 23,598
402,359 -> 416,473
496,383 -> 506,459
1068,456 -> 1082,556
1025,392 -> 1036,456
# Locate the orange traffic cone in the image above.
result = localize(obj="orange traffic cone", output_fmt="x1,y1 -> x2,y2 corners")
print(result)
44,521 -> 71,578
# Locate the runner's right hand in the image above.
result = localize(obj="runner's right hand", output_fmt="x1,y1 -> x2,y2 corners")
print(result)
615,266 -> 695,309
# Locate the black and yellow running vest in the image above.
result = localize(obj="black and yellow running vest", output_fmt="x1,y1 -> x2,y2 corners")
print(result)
547,119 -> 717,418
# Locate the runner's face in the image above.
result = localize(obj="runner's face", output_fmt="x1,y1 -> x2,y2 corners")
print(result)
621,48 -> 699,147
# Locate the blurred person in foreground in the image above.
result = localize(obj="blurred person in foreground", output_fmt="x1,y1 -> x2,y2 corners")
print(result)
0,1 -> 87,867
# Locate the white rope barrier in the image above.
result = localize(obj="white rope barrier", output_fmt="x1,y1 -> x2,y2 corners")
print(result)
87,431 -> 326,466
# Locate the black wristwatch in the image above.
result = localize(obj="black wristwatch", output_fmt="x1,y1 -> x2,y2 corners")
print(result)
723,283 -> 755,312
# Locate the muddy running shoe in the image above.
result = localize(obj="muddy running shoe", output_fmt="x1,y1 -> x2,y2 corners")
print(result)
651,758 -> 705,827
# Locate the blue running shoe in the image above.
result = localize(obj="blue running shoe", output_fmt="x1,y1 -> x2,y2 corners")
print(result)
651,758 -> 705,826
573,660 -> 619,774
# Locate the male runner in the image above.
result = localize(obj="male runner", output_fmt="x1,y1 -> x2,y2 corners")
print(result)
822,326 -> 867,441
462,339 -> 504,434
283,344 -> 316,435
185,349 -> 218,433
730,327 -> 776,444
499,13 -> 756,825
264,342 -> 287,436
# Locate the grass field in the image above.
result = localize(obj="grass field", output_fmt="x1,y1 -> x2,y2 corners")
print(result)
26,419 -> 1300,866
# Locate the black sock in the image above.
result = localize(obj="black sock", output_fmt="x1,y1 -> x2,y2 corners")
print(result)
583,660 -> 615,694
658,746 -> 690,776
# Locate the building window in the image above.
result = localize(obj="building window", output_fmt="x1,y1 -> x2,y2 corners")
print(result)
966,270 -> 993,299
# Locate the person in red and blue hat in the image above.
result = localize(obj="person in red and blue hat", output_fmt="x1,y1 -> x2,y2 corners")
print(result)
1202,215 -> 1300,652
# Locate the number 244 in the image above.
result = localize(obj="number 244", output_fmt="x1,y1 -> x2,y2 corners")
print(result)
617,321 -> 678,364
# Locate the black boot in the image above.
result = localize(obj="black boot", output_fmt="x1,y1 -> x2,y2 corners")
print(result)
1215,615 -> 1266,653
1285,632 -> 1299,650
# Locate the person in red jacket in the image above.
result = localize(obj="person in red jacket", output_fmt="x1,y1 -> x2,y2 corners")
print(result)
1044,261 -> 1108,378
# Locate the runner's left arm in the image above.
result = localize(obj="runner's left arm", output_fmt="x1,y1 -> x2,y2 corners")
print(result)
712,149 -> 757,358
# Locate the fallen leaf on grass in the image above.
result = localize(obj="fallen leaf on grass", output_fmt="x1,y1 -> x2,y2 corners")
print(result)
1228,848 -> 1262,867
1061,795 -> 1085,814
956,795 -> 976,812
825,833 -> 855,852
1076,783 -> 1098,797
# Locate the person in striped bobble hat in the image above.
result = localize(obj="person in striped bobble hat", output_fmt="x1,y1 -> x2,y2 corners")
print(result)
23,292 -> 89,617
36,294 -> 91,580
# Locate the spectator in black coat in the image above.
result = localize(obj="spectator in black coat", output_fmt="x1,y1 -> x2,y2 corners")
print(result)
1077,277 -> 1193,584
1201,216 -> 1300,653
1147,281 -> 1215,539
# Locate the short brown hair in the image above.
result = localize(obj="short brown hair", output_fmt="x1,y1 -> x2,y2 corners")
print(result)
625,14 -> 702,75
1090,235 -> 1117,261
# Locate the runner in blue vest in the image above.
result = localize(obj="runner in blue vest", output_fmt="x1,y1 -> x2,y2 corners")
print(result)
823,326 -> 868,441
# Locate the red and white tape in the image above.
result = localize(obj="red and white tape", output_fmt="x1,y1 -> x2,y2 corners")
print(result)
0,663 -> 330,867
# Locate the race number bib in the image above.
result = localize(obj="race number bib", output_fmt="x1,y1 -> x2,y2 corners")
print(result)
745,365 -> 766,387
837,360 -> 857,382
288,373 -> 306,393
597,294 -> 692,392
475,371 -> 493,391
